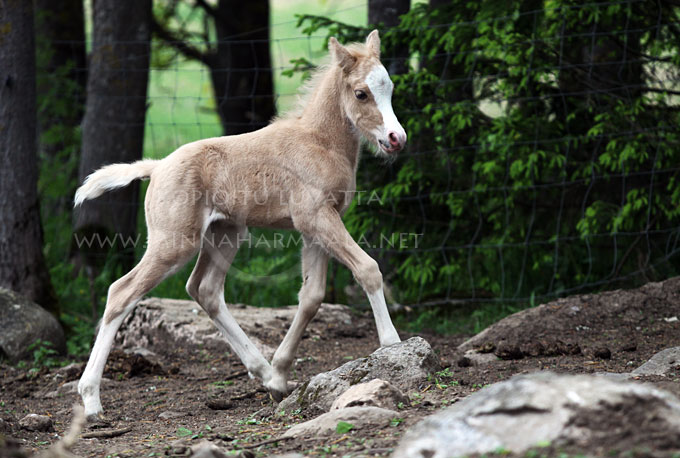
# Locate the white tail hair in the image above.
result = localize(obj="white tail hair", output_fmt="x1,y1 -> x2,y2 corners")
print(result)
74,160 -> 159,207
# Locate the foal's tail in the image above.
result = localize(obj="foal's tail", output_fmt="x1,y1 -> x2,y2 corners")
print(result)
74,159 -> 159,207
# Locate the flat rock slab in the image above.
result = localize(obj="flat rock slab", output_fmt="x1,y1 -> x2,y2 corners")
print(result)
282,406 -> 398,438
458,277 -> 680,363
115,298 -> 352,359
279,336 -> 439,414
0,287 -> 65,361
393,371 -> 680,457
632,346 -> 680,376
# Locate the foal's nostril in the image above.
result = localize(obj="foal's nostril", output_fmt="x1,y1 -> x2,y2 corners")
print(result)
388,131 -> 400,146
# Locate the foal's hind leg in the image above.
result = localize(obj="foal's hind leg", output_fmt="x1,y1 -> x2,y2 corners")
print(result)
78,238 -> 197,420
271,240 -> 328,396
185,224 -> 280,395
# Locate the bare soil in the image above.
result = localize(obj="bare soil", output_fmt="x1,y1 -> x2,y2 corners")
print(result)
1,280 -> 680,457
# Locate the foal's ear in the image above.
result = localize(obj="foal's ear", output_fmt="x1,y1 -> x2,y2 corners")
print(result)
329,37 -> 356,72
366,29 -> 381,58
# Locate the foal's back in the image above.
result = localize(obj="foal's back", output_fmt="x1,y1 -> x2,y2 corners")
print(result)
146,117 -> 358,231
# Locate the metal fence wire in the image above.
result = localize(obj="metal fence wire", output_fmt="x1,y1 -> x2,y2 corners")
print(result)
41,1 -> 680,310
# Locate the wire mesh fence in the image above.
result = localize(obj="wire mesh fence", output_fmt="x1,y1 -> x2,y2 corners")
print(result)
39,1 -> 680,311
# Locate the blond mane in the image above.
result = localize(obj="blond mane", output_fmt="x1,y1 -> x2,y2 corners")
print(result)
278,41 -> 373,121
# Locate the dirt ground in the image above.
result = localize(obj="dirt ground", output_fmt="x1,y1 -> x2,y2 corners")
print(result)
2,281 -> 680,457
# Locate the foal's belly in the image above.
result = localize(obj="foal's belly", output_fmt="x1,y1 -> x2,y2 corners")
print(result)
246,213 -> 295,230
218,199 -> 295,230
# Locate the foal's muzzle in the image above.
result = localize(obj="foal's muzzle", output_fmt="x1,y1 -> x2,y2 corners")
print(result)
379,130 -> 407,154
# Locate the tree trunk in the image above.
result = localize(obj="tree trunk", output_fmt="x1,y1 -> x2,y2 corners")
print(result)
35,0 -> 86,134
0,0 -> 57,311
35,0 -> 87,221
368,0 -> 410,75
73,0 -> 152,270
210,0 -> 275,135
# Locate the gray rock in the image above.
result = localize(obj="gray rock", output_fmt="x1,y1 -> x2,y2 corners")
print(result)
190,441 -> 228,458
462,349 -> 497,366
0,287 -> 65,361
330,379 -> 408,411
19,414 -> 53,432
282,406 -> 399,438
279,337 -> 439,414
158,410 -> 186,419
393,372 -> 680,458
115,298 -> 353,359
632,347 -> 680,376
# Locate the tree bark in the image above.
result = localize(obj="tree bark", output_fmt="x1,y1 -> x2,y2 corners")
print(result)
0,0 -> 56,311
35,0 -> 86,131
73,0 -> 152,270
35,0 -> 87,220
368,0 -> 410,75
210,0 -> 275,135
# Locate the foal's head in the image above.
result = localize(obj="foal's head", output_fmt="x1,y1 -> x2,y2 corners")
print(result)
329,30 -> 407,156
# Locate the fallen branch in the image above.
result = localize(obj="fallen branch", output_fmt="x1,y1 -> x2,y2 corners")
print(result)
81,426 -> 132,439
230,387 -> 266,401
224,370 -> 248,380
241,435 -> 294,449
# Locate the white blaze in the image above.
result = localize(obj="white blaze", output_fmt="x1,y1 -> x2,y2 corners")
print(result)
365,65 -> 405,140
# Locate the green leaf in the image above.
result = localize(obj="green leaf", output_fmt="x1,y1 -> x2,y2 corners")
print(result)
336,421 -> 354,434
176,427 -> 193,437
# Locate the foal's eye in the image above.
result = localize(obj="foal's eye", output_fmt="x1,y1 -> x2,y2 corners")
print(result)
354,90 -> 368,100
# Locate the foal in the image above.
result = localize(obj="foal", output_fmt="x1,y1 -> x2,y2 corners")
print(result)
75,30 -> 407,420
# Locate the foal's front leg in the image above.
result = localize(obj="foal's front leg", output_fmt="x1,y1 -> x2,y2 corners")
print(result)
271,240 -> 329,394
297,206 -> 401,347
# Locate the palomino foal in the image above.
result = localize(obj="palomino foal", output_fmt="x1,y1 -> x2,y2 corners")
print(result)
74,30 -> 407,420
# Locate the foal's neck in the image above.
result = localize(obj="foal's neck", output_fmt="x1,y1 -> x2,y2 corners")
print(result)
300,67 -> 360,167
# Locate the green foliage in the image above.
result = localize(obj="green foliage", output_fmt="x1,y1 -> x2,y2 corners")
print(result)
336,420 -> 355,434
175,427 -> 193,437
292,1 -> 680,312
27,339 -> 62,369
36,1 -> 680,342
390,417 -> 404,427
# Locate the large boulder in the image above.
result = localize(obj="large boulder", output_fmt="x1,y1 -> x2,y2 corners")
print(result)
458,277 -> 680,363
0,287 -> 65,361
278,337 -> 439,414
393,372 -> 680,458
115,298 -> 353,359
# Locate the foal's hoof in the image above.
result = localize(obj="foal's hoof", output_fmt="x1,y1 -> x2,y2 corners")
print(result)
268,390 -> 286,403
268,380 -> 298,402
86,412 -> 112,427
